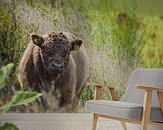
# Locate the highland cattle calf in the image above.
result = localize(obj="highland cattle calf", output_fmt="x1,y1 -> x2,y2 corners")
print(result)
18,32 -> 88,112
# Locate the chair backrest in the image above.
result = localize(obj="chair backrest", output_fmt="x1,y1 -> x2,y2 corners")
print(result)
123,69 -> 163,107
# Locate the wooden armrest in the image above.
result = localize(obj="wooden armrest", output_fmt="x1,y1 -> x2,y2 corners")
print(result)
87,82 -> 103,88
87,82 -> 118,101
87,82 -> 115,89
137,86 -> 163,119
137,86 -> 163,92
107,84 -> 118,101
86,82 -> 103,100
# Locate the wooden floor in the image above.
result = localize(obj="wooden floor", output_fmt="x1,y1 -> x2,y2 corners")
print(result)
0,113 -> 140,130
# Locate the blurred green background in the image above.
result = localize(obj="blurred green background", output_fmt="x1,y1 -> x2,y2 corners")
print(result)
0,0 -> 162,111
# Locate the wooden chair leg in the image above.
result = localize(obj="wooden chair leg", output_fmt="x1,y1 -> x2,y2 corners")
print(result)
121,121 -> 127,130
141,90 -> 152,130
92,113 -> 98,130
157,91 -> 163,114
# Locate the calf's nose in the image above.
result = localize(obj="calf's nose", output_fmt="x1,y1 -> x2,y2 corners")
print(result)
52,63 -> 64,70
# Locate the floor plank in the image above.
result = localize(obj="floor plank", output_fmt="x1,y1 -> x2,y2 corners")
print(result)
0,113 -> 133,130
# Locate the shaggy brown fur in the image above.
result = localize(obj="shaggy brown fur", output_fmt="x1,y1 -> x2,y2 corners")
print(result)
18,32 -> 88,112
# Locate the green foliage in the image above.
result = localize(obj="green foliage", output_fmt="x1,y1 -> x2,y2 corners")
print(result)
0,63 -> 14,89
0,6 -> 18,66
9,91 -> 43,106
0,123 -> 19,130
0,91 -> 43,113
107,11 -> 140,63
80,86 -> 94,107
0,1 -> 39,97
0,64 -> 43,129
77,0 -> 163,103
0,64 -> 43,113
140,16 -> 163,68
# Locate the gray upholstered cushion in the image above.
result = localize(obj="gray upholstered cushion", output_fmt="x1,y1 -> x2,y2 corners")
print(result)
86,100 -> 163,122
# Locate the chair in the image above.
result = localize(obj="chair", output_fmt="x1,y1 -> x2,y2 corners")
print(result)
86,69 -> 163,130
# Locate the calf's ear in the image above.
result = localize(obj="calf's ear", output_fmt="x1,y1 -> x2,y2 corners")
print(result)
31,34 -> 44,47
71,39 -> 82,51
